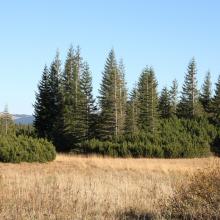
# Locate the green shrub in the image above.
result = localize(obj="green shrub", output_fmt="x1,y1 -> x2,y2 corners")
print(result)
75,117 -> 216,158
0,135 -> 56,163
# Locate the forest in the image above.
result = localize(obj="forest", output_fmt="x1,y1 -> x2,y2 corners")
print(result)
31,45 -> 220,158
1,46 -> 220,162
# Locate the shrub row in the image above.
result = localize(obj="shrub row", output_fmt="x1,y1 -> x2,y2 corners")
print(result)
75,118 -> 218,158
78,139 -> 211,158
0,135 -> 56,163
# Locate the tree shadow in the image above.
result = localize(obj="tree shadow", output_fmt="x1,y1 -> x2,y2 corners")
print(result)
116,209 -> 158,220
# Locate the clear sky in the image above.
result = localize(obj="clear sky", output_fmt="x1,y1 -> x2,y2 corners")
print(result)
0,0 -> 220,114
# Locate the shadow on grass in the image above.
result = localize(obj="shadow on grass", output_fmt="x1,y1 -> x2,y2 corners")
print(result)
117,209 -> 158,220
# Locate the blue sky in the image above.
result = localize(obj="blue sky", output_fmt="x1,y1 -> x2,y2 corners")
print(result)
0,0 -> 220,114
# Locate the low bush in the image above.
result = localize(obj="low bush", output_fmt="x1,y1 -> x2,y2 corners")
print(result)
164,162 -> 220,219
68,116 -> 220,158
75,118 -> 214,158
0,135 -> 56,163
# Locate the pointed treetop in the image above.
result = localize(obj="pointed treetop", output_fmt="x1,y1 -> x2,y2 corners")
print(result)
214,75 -> 220,98
187,57 -> 197,73
67,45 -> 74,57
4,104 -> 9,114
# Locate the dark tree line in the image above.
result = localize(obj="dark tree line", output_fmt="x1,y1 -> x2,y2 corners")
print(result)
34,47 -> 220,157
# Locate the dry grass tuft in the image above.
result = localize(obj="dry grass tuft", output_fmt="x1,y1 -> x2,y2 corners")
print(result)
0,154 -> 219,219
163,159 -> 220,219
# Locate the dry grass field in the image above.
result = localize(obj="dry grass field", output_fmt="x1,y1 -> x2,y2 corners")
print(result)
0,155 -> 219,220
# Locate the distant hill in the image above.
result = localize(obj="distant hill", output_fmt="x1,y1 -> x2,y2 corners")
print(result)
12,114 -> 34,125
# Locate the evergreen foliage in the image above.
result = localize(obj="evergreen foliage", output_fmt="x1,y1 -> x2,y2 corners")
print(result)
0,105 -> 13,135
34,52 -> 63,147
137,67 -> 159,133
33,66 -> 51,138
48,51 -> 63,146
159,87 -> 172,118
170,79 -> 178,116
78,117 -> 214,158
125,87 -> 139,134
117,59 -> 127,134
32,47 -> 220,158
178,58 -> 202,118
98,49 -> 127,140
0,110 -> 56,163
0,135 -> 56,163
60,46 -> 85,149
212,75 -> 220,125
200,71 -> 212,114
15,124 -> 36,137
80,62 -> 97,140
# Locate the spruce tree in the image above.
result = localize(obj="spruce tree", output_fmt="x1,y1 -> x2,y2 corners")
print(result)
200,71 -> 212,114
98,49 -> 126,140
211,75 -> 220,125
48,51 -> 63,146
159,86 -> 172,118
61,46 -> 85,147
147,68 -> 159,132
34,65 -> 51,138
178,58 -> 202,118
0,105 -> 13,135
170,79 -> 178,116
138,67 -> 159,133
62,47 -> 75,122
117,59 -> 127,135
60,46 -> 76,148
80,62 -> 97,140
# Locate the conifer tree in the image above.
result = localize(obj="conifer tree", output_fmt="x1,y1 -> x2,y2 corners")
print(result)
61,46 -> 85,147
117,59 -> 127,135
159,86 -> 172,118
74,46 -> 83,107
60,46 -> 76,148
200,71 -> 212,114
62,47 -> 75,124
211,75 -> 220,125
80,62 -> 97,139
0,105 -> 13,135
138,67 -> 159,133
178,58 -> 202,118
48,51 -> 63,145
98,49 -> 126,140
170,79 -> 178,116
33,66 -> 51,138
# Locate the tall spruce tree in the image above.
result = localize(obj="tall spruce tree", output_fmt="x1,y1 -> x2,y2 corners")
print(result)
159,86 -> 172,118
117,59 -> 127,135
34,66 -> 51,138
211,75 -> 220,125
98,49 -> 126,140
200,71 -> 212,114
0,105 -> 13,135
80,62 -> 97,140
61,46 -> 85,147
60,46 -> 76,148
48,51 -> 63,146
138,67 -> 159,133
178,58 -> 202,118
170,79 -> 178,116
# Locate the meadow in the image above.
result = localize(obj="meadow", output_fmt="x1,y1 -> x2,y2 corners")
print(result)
0,155 -> 219,220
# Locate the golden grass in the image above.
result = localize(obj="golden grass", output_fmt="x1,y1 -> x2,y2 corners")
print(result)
0,155 -> 219,220
164,161 -> 220,219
